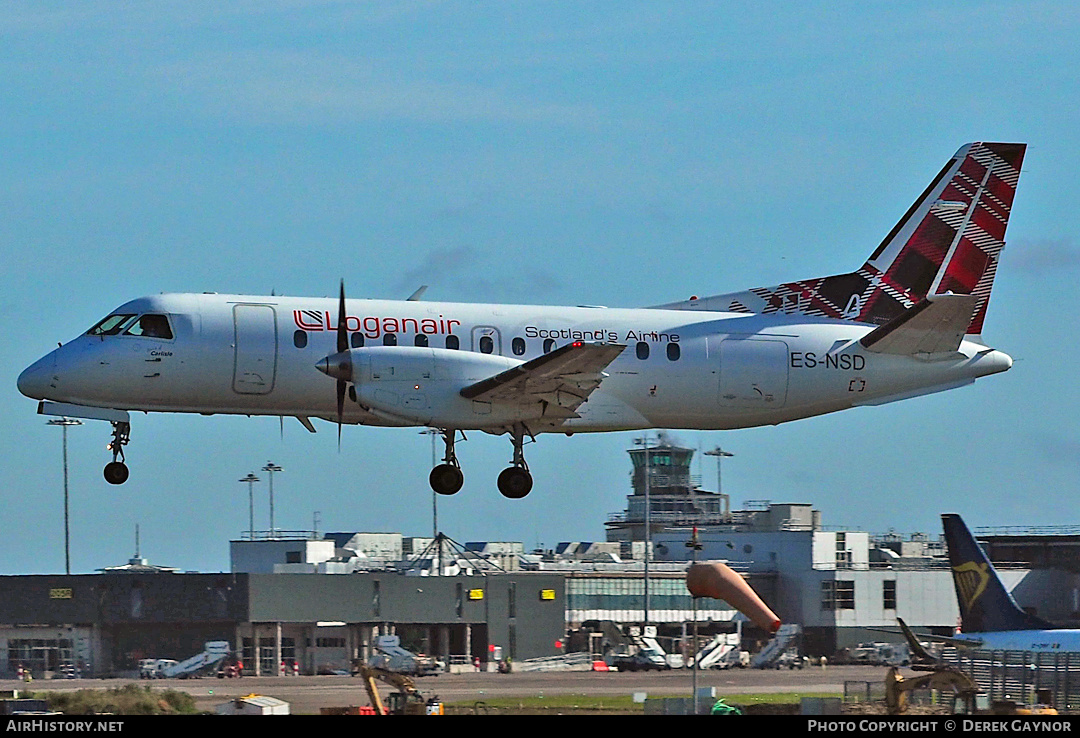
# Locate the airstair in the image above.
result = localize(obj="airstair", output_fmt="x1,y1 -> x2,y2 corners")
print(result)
750,624 -> 801,669
368,635 -> 441,676
693,633 -> 741,669
161,641 -> 231,678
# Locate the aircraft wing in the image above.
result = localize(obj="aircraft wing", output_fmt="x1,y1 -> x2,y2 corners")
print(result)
896,617 -> 947,663
866,619 -> 984,651
859,294 -> 978,356
903,631 -> 984,649
460,342 -> 626,419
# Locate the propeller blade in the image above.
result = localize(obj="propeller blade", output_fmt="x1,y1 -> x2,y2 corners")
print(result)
337,379 -> 345,450
336,279 -> 347,450
337,279 -> 348,354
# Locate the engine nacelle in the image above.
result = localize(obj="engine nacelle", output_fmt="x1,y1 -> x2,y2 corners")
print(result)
328,346 -> 531,427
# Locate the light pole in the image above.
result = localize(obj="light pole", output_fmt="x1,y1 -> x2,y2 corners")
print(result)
686,526 -> 703,714
239,473 -> 260,539
47,418 -> 82,574
419,429 -> 440,575
634,435 -> 653,629
262,462 -> 283,537
419,430 -> 438,538
704,447 -> 734,516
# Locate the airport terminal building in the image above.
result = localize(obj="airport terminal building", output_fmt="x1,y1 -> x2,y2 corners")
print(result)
3,441 -> 1076,678
0,569 -> 566,678
2,516 -> 1073,678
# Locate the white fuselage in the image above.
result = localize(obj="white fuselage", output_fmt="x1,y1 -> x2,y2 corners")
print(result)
955,630 -> 1080,653
18,292 -> 1012,433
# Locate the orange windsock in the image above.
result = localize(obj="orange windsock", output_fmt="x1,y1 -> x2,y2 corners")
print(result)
686,562 -> 781,633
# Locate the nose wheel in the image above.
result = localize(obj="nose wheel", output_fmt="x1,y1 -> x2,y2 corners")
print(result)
497,424 -> 534,499
429,429 -> 464,496
103,421 -> 130,485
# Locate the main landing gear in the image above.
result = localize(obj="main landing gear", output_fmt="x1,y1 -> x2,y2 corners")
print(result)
103,421 -> 130,485
429,429 -> 464,496
425,424 -> 535,499
497,424 -> 533,500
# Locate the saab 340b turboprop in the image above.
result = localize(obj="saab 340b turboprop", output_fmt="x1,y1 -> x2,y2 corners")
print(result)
18,142 -> 1024,499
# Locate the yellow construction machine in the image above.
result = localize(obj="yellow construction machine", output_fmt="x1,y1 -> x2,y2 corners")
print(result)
358,665 -> 443,715
886,667 -> 1057,716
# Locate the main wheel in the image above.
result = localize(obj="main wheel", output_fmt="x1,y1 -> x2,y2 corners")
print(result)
429,464 -> 464,495
104,461 -> 129,485
497,466 -> 533,499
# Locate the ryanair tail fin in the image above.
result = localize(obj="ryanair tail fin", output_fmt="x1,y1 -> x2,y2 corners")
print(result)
656,143 -> 1026,339
942,513 -> 1054,634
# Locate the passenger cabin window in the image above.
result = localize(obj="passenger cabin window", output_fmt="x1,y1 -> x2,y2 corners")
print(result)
87,314 -> 136,336
383,334 -> 398,346
479,336 -> 494,354
636,341 -> 650,360
666,343 -> 680,361
446,335 -> 460,350
293,330 -> 308,349
415,334 -> 429,347
543,338 -> 556,353
124,314 -> 173,340
512,337 -> 526,356
350,333 -> 364,348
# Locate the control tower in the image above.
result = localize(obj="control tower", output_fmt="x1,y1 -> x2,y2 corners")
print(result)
605,434 -> 731,542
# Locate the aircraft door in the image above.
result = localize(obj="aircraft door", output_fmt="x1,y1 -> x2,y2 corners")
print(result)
718,338 -> 789,409
233,304 -> 278,395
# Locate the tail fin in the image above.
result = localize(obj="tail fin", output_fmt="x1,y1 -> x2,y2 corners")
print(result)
942,513 -> 1054,633
655,142 -> 1026,338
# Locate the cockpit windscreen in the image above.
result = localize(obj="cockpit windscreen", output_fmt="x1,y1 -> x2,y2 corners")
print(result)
86,314 -> 136,336
87,313 -> 173,340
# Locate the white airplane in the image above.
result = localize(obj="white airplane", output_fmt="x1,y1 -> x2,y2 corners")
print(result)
19,142 -> 1023,499
934,514 -> 1080,653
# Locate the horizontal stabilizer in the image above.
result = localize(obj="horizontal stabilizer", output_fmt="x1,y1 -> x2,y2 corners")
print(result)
859,294 -> 976,356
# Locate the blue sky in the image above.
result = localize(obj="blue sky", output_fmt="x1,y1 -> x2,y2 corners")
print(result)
2,2 -> 1079,575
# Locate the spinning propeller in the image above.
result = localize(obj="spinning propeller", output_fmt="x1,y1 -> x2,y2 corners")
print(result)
335,280 -> 347,446
315,280 -> 353,448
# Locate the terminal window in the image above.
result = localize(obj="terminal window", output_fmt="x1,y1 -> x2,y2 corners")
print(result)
6,638 -> 74,676
821,580 -> 855,610
883,580 -> 897,610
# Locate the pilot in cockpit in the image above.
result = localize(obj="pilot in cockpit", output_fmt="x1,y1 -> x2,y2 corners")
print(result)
127,314 -> 173,340
132,315 -> 172,341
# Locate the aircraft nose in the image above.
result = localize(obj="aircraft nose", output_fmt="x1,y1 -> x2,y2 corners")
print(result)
17,353 -> 56,400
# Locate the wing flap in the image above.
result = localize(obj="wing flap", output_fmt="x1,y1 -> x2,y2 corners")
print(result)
460,342 -> 625,416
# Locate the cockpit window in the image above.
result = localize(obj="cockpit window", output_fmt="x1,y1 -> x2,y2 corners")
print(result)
124,314 -> 174,340
87,314 -> 136,336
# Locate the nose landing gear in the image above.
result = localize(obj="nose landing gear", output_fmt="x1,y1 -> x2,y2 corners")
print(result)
103,421 -> 130,485
429,429 -> 464,496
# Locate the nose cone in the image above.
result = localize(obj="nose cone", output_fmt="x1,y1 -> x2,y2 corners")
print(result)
316,352 -> 353,382
18,352 -> 56,400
